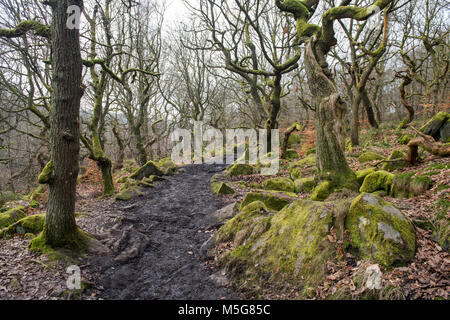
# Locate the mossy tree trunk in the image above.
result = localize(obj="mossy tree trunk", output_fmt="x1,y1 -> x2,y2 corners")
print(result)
276,0 -> 393,188
43,0 -> 85,248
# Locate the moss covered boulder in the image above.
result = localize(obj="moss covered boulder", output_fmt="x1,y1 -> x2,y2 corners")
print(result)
420,111 -> 449,141
358,151 -> 385,164
356,167 -> 377,185
211,182 -> 235,195
360,170 -> 395,194
285,149 -> 299,160
346,193 -> 415,268
263,177 -> 295,193
440,118 -> 450,142
310,181 -> 334,201
1,213 -> 45,238
217,201 -> 272,245
382,149 -> 408,172
218,200 -> 339,287
293,154 -> 316,168
391,173 -> 433,198
0,206 -> 26,229
115,186 -> 144,201
227,163 -> 254,176
130,161 -> 164,180
240,192 -> 292,212
289,166 -> 302,180
158,158 -> 178,175
294,177 -> 316,193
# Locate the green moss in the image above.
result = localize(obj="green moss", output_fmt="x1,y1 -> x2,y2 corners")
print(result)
117,176 -> 128,183
294,177 -> 316,193
0,206 -> 26,229
28,228 -> 92,260
0,191 -> 23,205
122,159 -> 138,173
287,134 -> 301,146
345,193 -> 415,268
227,163 -> 254,176
1,213 -> 45,238
211,182 -> 235,195
129,161 -> 164,180
356,167 -> 377,185
217,201 -> 271,244
263,177 -> 295,193
360,170 -> 395,194
293,154 -> 316,168
289,166 -> 302,180
221,200 -> 337,289
382,149 -> 408,172
158,158 -> 178,175
240,192 -> 291,212
285,149 -> 299,160
398,134 -> 413,145
38,160 -> 54,184
420,111 -> 449,138
115,185 -> 144,201
358,151 -> 384,164
310,181 -> 334,201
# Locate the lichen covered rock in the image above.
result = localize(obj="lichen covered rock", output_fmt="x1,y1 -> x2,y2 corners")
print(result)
358,151 -> 385,164
0,206 -> 26,229
263,177 -> 295,193
240,192 -> 292,212
360,170 -> 395,194
130,161 -> 164,180
345,193 -> 415,268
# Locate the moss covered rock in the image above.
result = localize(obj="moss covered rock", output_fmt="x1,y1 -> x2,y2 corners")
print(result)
219,199 -> 338,288
358,151 -> 385,164
217,201 -> 272,245
130,161 -> 164,180
158,158 -> 178,175
227,163 -> 254,176
289,166 -> 302,180
115,186 -> 144,201
391,173 -> 433,198
1,213 -> 45,238
263,177 -> 295,193
360,170 -> 395,194
294,177 -> 316,193
0,206 -> 26,229
356,167 -> 377,185
310,181 -> 334,201
285,149 -> 299,160
420,111 -> 449,140
382,149 -> 408,172
440,118 -> 450,143
346,193 -> 415,268
211,182 -> 235,195
293,154 -> 316,168
240,192 -> 292,212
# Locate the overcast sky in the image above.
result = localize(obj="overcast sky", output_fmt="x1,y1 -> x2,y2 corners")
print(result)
165,0 -> 190,23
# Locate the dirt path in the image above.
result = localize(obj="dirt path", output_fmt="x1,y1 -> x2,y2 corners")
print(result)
89,164 -> 241,300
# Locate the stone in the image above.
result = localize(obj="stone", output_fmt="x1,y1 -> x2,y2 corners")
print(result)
263,177 -> 295,193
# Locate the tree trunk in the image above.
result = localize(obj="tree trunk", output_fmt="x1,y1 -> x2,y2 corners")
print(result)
350,89 -> 362,146
304,40 -> 357,188
362,89 -> 379,129
38,0 -> 85,248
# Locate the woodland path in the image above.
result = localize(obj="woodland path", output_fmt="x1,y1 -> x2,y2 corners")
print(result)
89,164 -> 241,300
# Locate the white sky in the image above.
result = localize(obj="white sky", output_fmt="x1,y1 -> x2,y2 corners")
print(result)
165,0 -> 190,23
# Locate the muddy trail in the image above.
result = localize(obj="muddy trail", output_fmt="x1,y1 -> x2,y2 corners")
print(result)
88,164 -> 242,300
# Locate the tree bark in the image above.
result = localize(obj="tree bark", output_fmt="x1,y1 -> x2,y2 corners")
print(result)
42,0 -> 85,248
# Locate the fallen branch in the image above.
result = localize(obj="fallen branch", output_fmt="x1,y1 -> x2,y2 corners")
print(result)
407,126 -> 450,165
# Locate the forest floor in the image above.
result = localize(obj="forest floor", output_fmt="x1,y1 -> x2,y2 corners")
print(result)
0,123 -> 448,300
